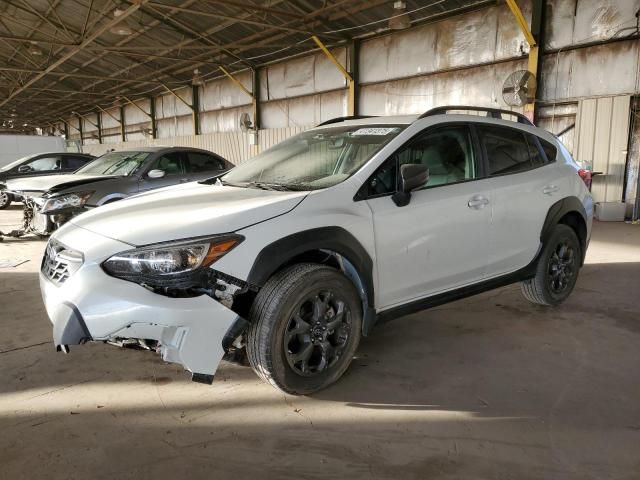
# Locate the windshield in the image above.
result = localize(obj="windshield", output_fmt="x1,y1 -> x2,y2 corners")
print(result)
75,151 -> 150,176
0,154 -> 37,172
221,125 -> 404,191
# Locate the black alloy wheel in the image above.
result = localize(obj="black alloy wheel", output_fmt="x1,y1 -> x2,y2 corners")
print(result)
284,291 -> 352,377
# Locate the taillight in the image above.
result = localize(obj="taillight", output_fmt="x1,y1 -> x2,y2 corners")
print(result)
577,169 -> 592,190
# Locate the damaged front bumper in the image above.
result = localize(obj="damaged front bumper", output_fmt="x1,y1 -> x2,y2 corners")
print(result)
39,227 -> 243,384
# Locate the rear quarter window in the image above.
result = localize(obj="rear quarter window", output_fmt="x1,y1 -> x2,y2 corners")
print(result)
540,139 -> 557,163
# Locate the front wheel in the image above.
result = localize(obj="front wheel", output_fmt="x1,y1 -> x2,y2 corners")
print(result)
0,192 -> 11,209
521,224 -> 581,306
246,263 -> 362,395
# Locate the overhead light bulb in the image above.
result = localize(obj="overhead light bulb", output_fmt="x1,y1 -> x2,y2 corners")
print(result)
388,1 -> 411,30
110,25 -> 133,36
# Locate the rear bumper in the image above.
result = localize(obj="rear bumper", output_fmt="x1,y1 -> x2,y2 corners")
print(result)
39,229 -> 240,380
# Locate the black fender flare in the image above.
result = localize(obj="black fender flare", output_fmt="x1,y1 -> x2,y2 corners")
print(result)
540,196 -> 588,262
246,226 -> 376,333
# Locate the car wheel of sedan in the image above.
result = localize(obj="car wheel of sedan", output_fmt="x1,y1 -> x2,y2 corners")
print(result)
0,192 -> 11,209
521,224 -> 581,306
246,263 -> 362,395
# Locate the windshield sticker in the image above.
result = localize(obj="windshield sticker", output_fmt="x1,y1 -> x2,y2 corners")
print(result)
351,127 -> 399,136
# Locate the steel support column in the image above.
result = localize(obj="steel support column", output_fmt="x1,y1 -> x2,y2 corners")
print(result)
348,40 -> 360,116
252,68 -> 261,131
148,97 -> 157,139
120,106 -> 126,142
161,83 -> 199,135
220,65 -> 258,135
505,0 -> 543,119
191,85 -> 200,135
77,115 -> 83,146
312,35 -> 355,116
96,110 -> 102,144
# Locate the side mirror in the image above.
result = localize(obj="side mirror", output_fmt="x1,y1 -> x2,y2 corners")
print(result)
392,163 -> 429,207
147,169 -> 166,179
17,165 -> 32,173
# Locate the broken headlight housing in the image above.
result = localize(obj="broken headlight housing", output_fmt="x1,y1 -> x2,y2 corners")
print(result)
41,191 -> 94,214
102,235 -> 243,288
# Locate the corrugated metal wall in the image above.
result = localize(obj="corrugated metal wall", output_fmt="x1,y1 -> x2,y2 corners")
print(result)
574,96 -> 631,203
81,127 -> 306,164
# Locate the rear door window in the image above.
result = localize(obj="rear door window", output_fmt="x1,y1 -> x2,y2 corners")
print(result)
478,126 -> 532,176
62,156 -> 90,170
185,152 -> 226,173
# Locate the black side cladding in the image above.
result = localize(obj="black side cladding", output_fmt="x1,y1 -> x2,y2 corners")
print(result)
246,226 -> 375,313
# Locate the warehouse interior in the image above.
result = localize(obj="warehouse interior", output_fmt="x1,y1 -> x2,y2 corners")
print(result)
1,0 -> 639,479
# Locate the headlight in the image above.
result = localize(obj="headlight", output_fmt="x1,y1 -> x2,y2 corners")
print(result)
41,191 -> 93,214
102,235 -> 243,283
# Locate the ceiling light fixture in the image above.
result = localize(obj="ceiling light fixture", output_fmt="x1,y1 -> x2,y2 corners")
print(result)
28,41 -> 43,56
110,6 -> 134,36
192,68 -> 204,86
388,1 -> 411,30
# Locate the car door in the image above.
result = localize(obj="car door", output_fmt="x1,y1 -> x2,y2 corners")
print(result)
138,151 -> 188,192
184,151 -> 229,182
364,124 -> 493,309
478,125 -> 561,277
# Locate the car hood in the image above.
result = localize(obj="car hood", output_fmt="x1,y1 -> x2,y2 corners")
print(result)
5,174 -> 115,195
68,182 -> 308,246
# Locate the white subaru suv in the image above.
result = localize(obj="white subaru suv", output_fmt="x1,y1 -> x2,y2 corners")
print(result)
40,106 -> 593,395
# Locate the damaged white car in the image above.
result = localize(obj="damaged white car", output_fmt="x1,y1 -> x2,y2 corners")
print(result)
40,107 -> 593,394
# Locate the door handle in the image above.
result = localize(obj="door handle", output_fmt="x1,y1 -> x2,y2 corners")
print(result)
468,195 -> 489,209
542,185 -> 559,195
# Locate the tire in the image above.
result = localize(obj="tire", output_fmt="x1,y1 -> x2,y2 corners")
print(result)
247,263 -> 362,395
0,192 -> 11,209
521,224 -> 581,306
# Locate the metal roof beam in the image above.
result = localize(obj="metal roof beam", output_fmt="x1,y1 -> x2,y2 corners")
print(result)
10,0 -> 75,42
17,0 -> 368,121
206,0 -> 305,20
0,34 -> 77,47
0,0 -> 150,108
0,66 -> 163,85
20,0 -> 292,112
147,2 -> 341,39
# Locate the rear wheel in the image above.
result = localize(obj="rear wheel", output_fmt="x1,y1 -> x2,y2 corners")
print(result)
0,192 -> 11,209
521,224 -> 581,306
246,263 -> 362,395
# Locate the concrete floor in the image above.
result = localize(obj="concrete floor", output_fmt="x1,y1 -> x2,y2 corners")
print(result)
1,205 -> 639,480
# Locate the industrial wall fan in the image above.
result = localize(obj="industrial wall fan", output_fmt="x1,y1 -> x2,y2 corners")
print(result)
502,70 -> 537,106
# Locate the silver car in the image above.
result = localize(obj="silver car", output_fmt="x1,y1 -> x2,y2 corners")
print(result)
5,146 -> 232,235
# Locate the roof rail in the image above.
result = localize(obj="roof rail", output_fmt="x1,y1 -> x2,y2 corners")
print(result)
419,106 -> 534,126
317,115 -> 377,127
